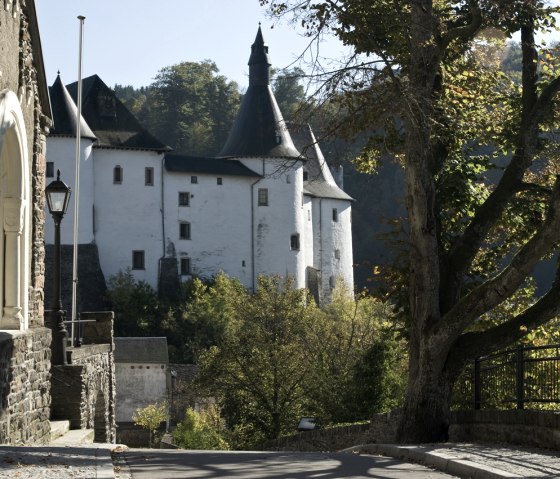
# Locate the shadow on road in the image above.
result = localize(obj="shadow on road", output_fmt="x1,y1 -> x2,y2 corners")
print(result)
124,449 -> 454,479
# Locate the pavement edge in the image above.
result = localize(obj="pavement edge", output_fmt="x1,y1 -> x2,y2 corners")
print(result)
340,444 -> 523,479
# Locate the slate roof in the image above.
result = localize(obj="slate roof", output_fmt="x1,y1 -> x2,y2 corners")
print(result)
65,75 -> 170,152
291,124 -> 354,201
218,27 -> 302,159
165,153 -> 261,177
48,75 -> 96,140
114,337 -> 169,363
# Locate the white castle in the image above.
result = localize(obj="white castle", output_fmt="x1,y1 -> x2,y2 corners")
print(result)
45,27 -> 353,304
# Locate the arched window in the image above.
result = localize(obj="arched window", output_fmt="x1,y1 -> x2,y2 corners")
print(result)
0,90 -> 31,330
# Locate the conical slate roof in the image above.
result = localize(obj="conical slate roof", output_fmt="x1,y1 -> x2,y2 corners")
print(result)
291,124 -> 353,201
218,26 -> 301,158
66,75 -> 170,152
48,74 -> 96,140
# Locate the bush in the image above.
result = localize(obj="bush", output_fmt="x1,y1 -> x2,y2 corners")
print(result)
172,405 -> 229,450
132,402 -> 168,448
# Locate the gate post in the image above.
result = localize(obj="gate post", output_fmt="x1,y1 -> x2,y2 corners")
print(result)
516,346 -> 525,410
474,357 -> 481,410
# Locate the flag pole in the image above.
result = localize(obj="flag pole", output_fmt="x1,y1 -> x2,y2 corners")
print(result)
71,15 -> 85,347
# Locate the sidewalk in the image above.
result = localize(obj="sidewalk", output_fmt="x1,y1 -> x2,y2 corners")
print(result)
349,443 -> 560,478
0,443 -> 121,479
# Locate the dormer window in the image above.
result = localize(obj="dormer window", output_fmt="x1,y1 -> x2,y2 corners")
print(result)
98,92 -> 116,118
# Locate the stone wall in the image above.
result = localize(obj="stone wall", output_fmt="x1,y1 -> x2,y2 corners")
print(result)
50,312 -> 116,443
0,1 -> 51,330
450,410 -> 560,450
262,422 -> 372,452
261,410 -> 401,452
0,328 -> 52,445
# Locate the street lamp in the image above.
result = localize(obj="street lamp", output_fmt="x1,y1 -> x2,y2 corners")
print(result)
45,170 -> 71,365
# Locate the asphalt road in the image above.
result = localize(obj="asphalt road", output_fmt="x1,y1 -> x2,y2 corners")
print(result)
124,449 -> 459,479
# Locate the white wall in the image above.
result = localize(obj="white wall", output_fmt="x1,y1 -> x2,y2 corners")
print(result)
45,137 -> 95,244
115,362 -> 168,422
93,149 -> 164,288
163,169 -> 255,288
317,197 -> 354,299
242,157 -> 306,289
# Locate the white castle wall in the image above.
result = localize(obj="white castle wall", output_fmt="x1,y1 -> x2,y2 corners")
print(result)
46,141 -> 353,302
241,157 -> 306,289
44,137 -> 95,244
93,149 -> 164,288
162,169 -> 254,288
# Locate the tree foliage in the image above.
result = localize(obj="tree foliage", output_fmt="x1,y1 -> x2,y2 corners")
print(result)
262,0 -> 560,442
132,402 -> 168,448
116,61 -> 240,155
195,275 -> 404,447
172,406 -> 229,450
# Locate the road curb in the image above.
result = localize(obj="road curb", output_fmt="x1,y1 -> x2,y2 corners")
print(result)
340,444 -> 523,479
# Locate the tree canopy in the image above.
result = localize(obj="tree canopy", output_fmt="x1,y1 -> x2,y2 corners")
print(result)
116,60 -> 241,156
262,0 -> 560,442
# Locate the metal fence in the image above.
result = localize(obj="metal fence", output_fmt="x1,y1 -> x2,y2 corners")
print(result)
453,344 -> 560,410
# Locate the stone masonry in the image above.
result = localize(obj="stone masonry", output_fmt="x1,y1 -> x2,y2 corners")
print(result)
50,312 -> 116,443
0,328 -> 52,444
0,0 -> 52,445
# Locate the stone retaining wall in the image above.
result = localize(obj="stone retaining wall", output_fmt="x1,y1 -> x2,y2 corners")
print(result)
450,409 -> 560,449
0,328 -> 52,444
50,312 -> 116,443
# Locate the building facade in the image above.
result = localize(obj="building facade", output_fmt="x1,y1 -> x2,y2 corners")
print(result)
46,27 -> 354,305
0,0 -> 53,445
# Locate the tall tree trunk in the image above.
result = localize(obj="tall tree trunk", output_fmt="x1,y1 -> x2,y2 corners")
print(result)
397,0 -> 451,442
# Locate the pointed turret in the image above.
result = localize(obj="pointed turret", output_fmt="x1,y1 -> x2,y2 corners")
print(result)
291,124 -> 353,201
218,26 -> 301,158
49,74 -> 96,140
248,25 -> 271,86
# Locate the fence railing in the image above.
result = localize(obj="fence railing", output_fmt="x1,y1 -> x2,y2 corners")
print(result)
469,344 -> 560,410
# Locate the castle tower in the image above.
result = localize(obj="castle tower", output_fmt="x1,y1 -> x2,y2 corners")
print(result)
219,26 -> 307,290
46,73 -> 97,244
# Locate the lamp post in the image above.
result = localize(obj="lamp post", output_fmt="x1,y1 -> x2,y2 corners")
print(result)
46,170 -> 71,365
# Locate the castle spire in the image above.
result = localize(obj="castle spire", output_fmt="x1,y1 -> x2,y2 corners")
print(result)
49,74 -> 96,140
248,24 -> 271,86
218,26 -> 301,158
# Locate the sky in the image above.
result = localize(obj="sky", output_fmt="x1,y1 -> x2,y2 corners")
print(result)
34,0 -> 348,91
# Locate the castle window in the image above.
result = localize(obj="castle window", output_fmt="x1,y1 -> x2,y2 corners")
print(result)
329,275 -> 336,288
217,177 -> 223,185
332,208 -> 338,222
46,162 -> 54,178
191,176 -> 198,184
180,258 -> 191,275
132,250 -> 145,270
286,174 -> 291,184
303,171 -> 308,181
335,249 -> 341,259
178,192 -> 190,206
258,188 -> 268,206
180,222 -> 191,240
113,165 -> 123,184
290,234 -> 300,251
145,167 -> 154,186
